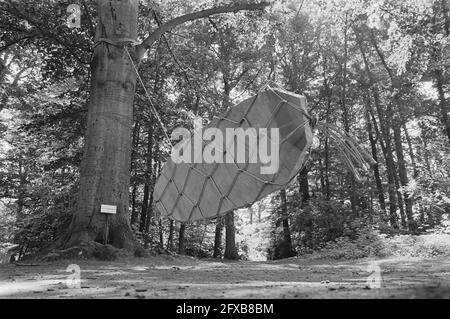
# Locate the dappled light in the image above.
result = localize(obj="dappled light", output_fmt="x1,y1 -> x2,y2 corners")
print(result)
0,0 -> 449,300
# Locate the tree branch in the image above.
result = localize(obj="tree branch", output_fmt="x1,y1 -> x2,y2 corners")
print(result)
0,35 -> 36,53
136,2 -> 270,60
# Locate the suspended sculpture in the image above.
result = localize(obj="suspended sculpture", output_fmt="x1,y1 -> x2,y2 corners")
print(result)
153,85 -> 374,222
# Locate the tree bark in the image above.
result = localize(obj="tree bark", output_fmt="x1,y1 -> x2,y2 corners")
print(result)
298,167 -> 310,202
341,14 -> 358,216
324,86 -> 332,200
140,125 -> 153,232
167,220 -> 174,251
178,223 -> 186,255
158,218 -> 164,247
393,163 -> 407,229
130,121 -> 140,226
64,0 -> 139,250
393,116 -> 417,232
370,30 -> 416,232
435,69 -> 450,142
363,96 -> 386,212
403,123 -> 418,178
297,166 -> 313,248
224,212 -> 239,260
145,141 -> 159,233
274,189 -> 295,259
213,218 -> 223,258
358,40 -> 398,228
372,101 -> 398,228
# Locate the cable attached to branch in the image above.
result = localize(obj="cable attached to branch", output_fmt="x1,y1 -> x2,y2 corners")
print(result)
124,46 -> 173,148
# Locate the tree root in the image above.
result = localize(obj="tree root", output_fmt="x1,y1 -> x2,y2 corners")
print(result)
41,241 -> 133,262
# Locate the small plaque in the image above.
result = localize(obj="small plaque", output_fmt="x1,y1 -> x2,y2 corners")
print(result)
101,204 -> 117,214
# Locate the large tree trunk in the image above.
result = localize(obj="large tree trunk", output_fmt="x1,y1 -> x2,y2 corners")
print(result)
64,0 -> 139,251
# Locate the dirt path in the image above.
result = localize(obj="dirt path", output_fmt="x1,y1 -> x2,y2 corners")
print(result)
0,255 -> 449,298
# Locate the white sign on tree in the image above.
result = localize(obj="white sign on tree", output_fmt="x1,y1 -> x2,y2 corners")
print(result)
100,204 -> 116,245
101,204 -> 117,214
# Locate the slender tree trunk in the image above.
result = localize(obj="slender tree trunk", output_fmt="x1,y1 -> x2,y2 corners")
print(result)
130,184 -> 138,227
403,123 -> 419,178
224,212 -> 239,260
167,220 -> 174,251
213,218 -> 223,258
341,14 -> 358,216
130,121 -> 140,226
419,124 -> 432,174
16,159 -> 26,220
65,0 -> 139,250
178,223 -> 186,255
139,125 -> 153,232
363,97 -> 386,212
158,219 -> 164,248
324,92 -> 331,200
297,166 -> 313,248
435,69 -> 450,142
145,140 -> 159,233
359,42 -> 398,228
298,167 -> 310,202
371,30 -> 416,232
393,167 -> 407,229
275,189 -> 295,259
139,186 -> 150,232
373,103 -> 399,227
443,0 -> 450,36
144,184 -> 154,233
373,108 -> 399,228
393,116 -> 417,232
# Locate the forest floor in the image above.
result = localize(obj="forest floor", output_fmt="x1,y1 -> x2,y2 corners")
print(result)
0,254 -> 449,298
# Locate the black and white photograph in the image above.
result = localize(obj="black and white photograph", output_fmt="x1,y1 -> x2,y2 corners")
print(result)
0,0 -> 449,305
